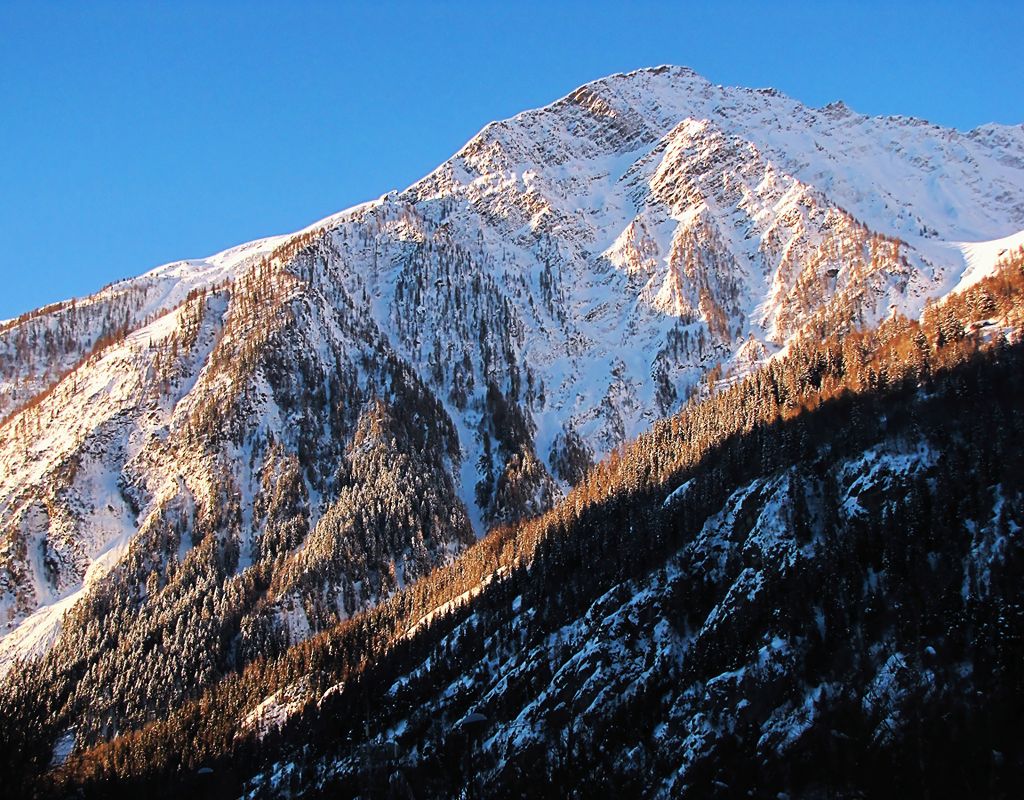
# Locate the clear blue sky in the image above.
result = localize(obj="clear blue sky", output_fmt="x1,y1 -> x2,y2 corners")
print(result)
1,1 -> 1021,319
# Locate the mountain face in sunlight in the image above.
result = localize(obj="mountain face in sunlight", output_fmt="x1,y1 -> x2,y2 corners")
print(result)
1,67 -> 1023,798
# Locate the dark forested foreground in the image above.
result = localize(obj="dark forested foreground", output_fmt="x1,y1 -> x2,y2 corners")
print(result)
5,254 -> 1024,798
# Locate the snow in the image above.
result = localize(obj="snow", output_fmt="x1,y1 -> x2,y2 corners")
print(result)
964,485 -> 1017,600
758,683 -> 832,754
951,228 -> 1024,293
662,479 -> 693,508
403,568 -> 506,639
0,451 -> 137,677
49,728 -> 76,768
241,679 -> 311,740
0,591 -> 80,676
862,651 -> 912,741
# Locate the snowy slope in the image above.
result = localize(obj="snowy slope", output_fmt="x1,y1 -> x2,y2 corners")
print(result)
952,229 -> 1024,292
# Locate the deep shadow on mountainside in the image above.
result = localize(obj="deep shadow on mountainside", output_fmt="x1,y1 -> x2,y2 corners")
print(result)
5,256 -> 1024,799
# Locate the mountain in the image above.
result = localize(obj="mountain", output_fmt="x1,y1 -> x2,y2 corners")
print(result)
1,66 -> 1023,796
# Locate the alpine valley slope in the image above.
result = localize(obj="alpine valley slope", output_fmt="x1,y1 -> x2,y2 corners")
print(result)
1,65 -> 1023,737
